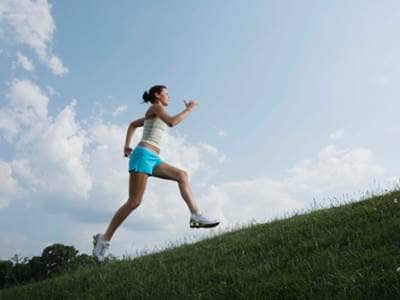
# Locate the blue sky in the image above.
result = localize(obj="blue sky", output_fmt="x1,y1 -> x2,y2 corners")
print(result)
0,0 -> 399,260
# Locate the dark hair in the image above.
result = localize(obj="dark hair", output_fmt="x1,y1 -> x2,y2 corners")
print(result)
141,85 -> 167,104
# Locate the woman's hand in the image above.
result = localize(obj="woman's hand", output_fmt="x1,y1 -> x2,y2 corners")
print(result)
124,146 -> 132,157
183,99 -> 198,112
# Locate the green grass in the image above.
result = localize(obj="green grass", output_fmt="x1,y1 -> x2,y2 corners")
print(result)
1,189 -> 400,299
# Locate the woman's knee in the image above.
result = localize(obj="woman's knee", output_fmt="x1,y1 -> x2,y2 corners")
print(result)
127,196 -> 143,209
178,169 -> 189,183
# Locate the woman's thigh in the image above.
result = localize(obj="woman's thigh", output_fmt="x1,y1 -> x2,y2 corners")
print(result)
151,161 -> 186,182
129,171 -> 149,199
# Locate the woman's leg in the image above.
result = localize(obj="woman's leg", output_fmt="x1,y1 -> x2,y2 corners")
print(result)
151,162 -> 200,214
103,171 -> 149,241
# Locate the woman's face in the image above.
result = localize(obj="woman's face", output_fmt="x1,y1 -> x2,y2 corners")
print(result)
155,88 -> 169,106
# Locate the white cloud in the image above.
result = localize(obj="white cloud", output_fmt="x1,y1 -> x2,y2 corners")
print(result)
284,144 -> 387,198
196,144 -> 392,232
329,129 -> 344,140
217,129 -> 226,137
0,109 -> 19,143
29,99 -> 93,200
197,178 -> 302,228
0,79 -> 49,143
9,158 -> 42,192
0,80 -> 91,205
7,79 -> 49,121
47,54 -> 67,75
16,52 -> 34,71
111,105 -> 128,117
0,160 -> 19,209
0,0 -> 68,75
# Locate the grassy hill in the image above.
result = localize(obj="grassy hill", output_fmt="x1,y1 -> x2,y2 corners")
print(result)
1,189 -> 400,299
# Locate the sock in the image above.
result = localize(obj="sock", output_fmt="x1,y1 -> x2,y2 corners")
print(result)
101,234 -> 110,242
191,211 -> 201,216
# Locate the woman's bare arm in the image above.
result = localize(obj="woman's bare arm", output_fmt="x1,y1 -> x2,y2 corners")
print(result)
123,123 -> 136,157
129,117 -> 145,128
152,101 -> 197,127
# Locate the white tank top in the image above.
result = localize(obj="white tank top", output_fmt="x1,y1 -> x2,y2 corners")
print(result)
140,116 -> 169,148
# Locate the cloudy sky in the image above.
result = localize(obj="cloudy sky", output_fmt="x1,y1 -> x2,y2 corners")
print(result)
0,0 -> 399,260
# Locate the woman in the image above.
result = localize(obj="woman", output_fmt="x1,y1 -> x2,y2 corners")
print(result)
92,85 -> 220,262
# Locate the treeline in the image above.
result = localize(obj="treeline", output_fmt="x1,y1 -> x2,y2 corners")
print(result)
0,243 -> 116,289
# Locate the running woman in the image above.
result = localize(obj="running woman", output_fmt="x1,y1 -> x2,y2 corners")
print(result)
92,85 -> 220,262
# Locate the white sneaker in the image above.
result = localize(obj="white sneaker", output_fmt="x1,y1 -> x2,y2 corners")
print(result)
190,212 -> 220,228
92,233 -> 110,262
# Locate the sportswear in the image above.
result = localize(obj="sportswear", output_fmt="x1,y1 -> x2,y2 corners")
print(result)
189,212 -> 220,228
140,117 -> 169,148
128,146 -> 163,175
92,233 -> 110,262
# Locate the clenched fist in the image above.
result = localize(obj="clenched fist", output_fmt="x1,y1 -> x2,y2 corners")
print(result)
124,146 -> 132,157
183,99 -> 199,111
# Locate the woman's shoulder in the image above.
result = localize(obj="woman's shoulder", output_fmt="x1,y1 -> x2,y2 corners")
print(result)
145,106 -> 157,120
146,104 -> 169,119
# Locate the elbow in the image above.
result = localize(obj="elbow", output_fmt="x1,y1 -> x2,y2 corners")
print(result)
129,122 -> 139,130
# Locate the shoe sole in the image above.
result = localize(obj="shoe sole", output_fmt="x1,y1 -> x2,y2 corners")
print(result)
190,220 -> 220,228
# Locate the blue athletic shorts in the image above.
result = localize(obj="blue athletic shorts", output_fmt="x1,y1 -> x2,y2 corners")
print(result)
128,146 -> 164,176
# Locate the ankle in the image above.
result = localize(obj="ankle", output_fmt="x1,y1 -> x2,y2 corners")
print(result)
102,233 -> 111,242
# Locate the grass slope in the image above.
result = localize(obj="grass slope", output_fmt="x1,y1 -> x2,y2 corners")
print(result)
1,190 -> 400,299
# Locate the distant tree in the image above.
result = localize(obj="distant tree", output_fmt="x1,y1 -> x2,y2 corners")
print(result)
40,243 -> 78,277
28,256 -> 46,281
0,260 -> 13,289
66,253 -> 97,271
2,255 -> 31,287
0,242 -> 117,289
9,254 -> 29,266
